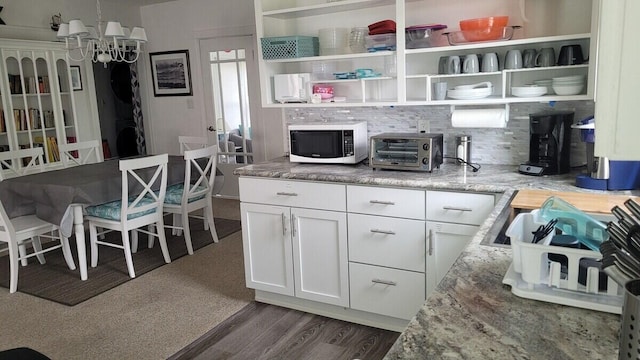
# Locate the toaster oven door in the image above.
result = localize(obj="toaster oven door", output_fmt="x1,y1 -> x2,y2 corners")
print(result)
370,138 -> 422,168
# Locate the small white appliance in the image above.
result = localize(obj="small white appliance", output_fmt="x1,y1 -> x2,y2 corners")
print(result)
274,73 -> 311,103
289,121 -> 368,164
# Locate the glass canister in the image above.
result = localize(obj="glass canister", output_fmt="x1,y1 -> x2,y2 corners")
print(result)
538,196 -> 609,251
349,27 -> 367,53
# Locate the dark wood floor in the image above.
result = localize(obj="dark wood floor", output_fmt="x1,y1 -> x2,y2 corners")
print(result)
169,302 -> 400,360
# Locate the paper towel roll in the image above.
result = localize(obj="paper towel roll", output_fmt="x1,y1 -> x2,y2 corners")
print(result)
451,109 -> 507,128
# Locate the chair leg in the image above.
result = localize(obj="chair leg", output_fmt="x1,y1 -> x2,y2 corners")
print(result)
121,230 -> 136,278
172,214 -> 182,236
131,230 -> 138,253
18,244 -> 29,266
60,236 -> 76,271
89,223 -> 99,268
147,224 -> 155,249
31,236 -> 47,264
8,240 -> 19,293
155,219 -> 171,264
182,212 -> 194,255
206,203 -> 219,243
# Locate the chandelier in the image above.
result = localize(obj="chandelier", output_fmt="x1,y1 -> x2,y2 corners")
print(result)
56,0 -> 147,65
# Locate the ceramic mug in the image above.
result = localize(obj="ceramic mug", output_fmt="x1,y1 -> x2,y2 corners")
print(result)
433,82 -> 447,100
438,56 -> 449,74
523,49 -> 537,68
504,49 -> 523,69
463,54 -> 479,74
481,52 -> 499,72
535,48 -> 556,67
446,56 -> 461,74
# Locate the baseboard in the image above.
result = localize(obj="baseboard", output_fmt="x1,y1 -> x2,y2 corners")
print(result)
254,290 -> 409,332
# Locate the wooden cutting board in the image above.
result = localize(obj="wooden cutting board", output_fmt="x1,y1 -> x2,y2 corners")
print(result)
509,189 -> 640,219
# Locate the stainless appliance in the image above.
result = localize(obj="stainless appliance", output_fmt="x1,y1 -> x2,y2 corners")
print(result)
369,133 -> 443,171
519,110 -> 574,176
274,73 -> 311,103
289,121 -> 368,164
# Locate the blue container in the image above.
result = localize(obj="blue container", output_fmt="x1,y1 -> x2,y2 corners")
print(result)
608,161 -> 640,190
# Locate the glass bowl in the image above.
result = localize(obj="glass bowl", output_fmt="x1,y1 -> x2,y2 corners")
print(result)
444,26 -> 521,45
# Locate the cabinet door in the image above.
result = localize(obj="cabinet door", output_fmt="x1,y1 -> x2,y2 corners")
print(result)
426,221 -> 478,297
594,0 -> 640,159
291,207 -> 349,307
241,202 -> 294,296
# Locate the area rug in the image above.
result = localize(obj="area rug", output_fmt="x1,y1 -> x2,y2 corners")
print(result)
0,217 -> 241,306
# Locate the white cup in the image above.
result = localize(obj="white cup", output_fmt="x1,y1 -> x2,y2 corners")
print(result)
481,53 -> 499,72
463,54 -> 479,74
433,82 -> 447,101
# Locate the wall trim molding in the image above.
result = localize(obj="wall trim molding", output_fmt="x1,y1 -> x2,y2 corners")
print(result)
193,25 -> 255,40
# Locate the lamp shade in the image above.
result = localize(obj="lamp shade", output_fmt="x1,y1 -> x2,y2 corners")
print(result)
68,19 -> 89,36
56,23 -> 70,38
129,27 -> 148,42
105,21 -> 125,38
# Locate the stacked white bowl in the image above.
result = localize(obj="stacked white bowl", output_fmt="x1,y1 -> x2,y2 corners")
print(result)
319,28 -> 349,55
552,75 -> 585,95
533,79 -> 554,94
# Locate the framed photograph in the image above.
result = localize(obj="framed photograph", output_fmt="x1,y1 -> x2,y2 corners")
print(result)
70,66 -> 82,91
149,50 -> 193,96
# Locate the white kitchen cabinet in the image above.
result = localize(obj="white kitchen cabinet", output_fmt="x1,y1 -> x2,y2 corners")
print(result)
0,39 -> 99,176
593,0 -> 640,160
254,0 -> 596,107
239,177 -> 349,306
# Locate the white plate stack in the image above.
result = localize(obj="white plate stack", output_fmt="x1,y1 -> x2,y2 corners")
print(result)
447,81 -> 493,100
319,28 -> 349,56
533,79 -> 553,94
511,85 -> 547,97
552,75 -> 585,95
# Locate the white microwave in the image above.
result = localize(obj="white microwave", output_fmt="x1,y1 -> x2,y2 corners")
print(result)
274,73 -> 311,103
289,121 -> 368,164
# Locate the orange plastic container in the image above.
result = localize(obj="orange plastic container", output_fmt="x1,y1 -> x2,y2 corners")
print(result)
459,16 -> 508,31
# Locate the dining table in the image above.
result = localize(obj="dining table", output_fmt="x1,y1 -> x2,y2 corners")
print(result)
0,155 -> 188,281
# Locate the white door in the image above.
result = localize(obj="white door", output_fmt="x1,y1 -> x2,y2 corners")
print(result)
240,202 -> 294,296
199,35 -> 257,198
291,208 -> 349,307
425,221 -> 478,297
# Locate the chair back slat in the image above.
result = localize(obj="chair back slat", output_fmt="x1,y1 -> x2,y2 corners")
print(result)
0,148 -> 45,180
178,136 -> 208,155
58,140 -> 104,167
182,145 -> 218,205
119,154 -> 168,220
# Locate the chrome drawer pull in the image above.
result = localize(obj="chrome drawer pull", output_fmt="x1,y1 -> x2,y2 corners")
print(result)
372,279 -> 397,286
442,206 -> 473,212
369,200 -> 395,205
276,192 -> 298,196
370,229 -> 396,235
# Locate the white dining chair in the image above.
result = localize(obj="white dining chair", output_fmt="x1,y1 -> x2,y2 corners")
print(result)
142,146 -> 219,255
84,154 -> 171,278
58,140 -> 104,167
178,136 -> 209,155
0,200 -> 76,293
0,148 -> 45,181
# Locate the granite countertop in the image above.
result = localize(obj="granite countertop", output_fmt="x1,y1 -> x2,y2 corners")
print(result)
235,158 -> 634,359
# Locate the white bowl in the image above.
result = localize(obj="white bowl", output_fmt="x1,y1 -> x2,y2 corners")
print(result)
512,86 -> 547,97
447,87 -> 492,100
552,83 -> 584,95
552,75 -> 585,82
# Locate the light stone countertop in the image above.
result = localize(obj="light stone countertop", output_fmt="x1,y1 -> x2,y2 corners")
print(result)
235,158 -> 637,359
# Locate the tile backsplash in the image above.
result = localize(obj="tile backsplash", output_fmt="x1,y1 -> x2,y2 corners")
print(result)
285,101 -> 594,168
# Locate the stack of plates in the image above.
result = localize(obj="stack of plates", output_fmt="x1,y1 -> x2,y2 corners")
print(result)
533,79 -> 554,94
512,85 -> 547,97
552,75 -> 585,95
447,82 -> 493,100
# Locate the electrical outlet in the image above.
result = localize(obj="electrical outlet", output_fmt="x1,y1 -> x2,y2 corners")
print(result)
418,120 -> 429,133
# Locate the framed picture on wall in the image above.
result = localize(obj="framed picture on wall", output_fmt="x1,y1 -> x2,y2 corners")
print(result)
149,50 -> 193,96
70,66 -> 82,91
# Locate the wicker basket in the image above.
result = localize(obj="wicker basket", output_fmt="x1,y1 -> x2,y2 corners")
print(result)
261,36 -> 319,59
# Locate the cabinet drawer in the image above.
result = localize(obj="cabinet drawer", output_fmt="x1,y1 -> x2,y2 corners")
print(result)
347,185 -> 425,220
426,191 -> 494,225
349,262 -> 425,320
240,177 -> 346,211
348,213 -> 425,272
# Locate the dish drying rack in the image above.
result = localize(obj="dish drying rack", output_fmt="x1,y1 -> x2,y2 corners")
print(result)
502,209 -> 623,314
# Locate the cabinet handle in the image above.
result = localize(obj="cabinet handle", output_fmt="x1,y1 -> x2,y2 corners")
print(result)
282,213 -> 286,237
277,192 -> 298,196
372,279 -> 397,286
291,214 -> 297,237
369,200 -> 395,205
370,229 -> 396,235
442,206 -> 472,212
428,229 -> 433,256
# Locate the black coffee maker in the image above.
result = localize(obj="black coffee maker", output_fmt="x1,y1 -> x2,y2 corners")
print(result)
519,110 -> 574,176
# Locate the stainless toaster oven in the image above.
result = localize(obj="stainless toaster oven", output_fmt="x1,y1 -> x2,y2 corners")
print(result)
369,133 -> 443,172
